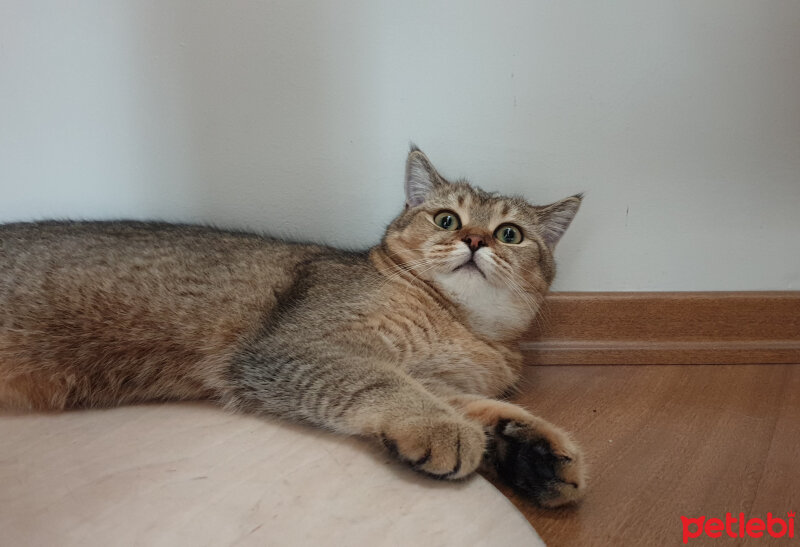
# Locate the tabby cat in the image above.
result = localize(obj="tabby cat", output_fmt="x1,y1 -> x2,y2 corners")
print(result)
0,147 -> 586,507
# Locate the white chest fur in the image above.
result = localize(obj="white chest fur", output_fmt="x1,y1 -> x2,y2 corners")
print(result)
433,271 -> 534,341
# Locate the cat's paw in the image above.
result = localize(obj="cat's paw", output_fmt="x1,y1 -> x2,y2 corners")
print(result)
490,418 -> 587,507
380,415 -> 485,479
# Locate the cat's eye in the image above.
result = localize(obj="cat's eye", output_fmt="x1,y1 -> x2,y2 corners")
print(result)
494,224 -> 523,244
433,210 -> 461,231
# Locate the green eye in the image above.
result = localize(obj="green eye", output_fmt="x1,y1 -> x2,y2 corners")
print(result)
495,224 -> 523,244
433,210 -> 461,231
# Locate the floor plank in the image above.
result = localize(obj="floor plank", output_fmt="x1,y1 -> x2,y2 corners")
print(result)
486,364 -> 800,546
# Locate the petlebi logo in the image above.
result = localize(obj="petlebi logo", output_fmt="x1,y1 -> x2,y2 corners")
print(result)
681,512 -> 796,543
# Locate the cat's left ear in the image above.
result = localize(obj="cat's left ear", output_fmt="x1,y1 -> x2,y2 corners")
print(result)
537,194 -> 583,249
404,145 -> 445,208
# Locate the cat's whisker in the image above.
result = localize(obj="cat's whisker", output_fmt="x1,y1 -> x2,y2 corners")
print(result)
372,258 -> 441,290
377,257 -> 437,278
362,257 -> 437,284
500,274 -> 538,318
505,264 -> 555,331
390,261 -> 443,288
497,262 -> 546,320
488,257 -> 539,318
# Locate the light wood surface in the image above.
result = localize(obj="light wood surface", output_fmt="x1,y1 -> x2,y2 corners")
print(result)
491,364 -> 800,546
0,404 -> 542,547
523,292 -> 800,365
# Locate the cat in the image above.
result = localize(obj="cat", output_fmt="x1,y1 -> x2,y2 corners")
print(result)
0,146 -> 586,507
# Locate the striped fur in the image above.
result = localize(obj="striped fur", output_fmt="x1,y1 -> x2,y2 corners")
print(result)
0,148 -> 586,506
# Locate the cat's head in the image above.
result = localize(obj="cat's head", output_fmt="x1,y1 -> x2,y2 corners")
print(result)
381,146 -> 582,340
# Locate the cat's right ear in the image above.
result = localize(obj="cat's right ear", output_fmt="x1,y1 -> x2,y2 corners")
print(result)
537,193 -> 583,250
405,145 -> 443,208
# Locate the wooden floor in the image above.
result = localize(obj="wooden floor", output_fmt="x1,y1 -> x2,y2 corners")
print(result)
487,364 -> 800,547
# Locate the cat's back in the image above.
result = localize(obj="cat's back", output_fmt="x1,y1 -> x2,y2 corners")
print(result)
0,221 -> 318,310
1,220 -> 308,270
0,221 -> 327,408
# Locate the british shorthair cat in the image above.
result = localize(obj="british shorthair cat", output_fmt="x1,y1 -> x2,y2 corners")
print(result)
0,147 -> 586,506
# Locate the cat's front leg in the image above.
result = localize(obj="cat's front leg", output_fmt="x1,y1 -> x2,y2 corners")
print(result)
450,396 -> 587,507
227,343 -> 485,479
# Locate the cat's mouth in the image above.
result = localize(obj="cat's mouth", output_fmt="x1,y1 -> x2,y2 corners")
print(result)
453,258 -> 486,278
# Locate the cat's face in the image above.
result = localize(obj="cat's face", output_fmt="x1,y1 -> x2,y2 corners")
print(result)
382,147 -> 581,340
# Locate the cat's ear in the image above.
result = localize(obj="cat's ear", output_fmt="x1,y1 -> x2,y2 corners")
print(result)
405,145 -> 444,208
537,194 -> 583,249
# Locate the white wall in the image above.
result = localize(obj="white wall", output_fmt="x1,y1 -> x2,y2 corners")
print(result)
2,1 -> 799,291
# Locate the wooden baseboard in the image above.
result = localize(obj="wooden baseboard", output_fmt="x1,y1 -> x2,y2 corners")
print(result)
521,291 -> 800,365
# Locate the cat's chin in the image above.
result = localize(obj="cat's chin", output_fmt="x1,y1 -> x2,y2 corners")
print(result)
452,260 -> 485,278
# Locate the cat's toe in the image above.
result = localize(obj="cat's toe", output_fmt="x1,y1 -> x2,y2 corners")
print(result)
491,419 -> 587,507
381,416 -> 485,480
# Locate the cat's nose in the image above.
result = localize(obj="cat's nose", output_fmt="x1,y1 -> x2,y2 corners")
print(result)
462,234 -> 486,252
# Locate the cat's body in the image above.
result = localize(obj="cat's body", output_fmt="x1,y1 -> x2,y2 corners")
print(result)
0,220 -> 518,409
0,148 -> 587,507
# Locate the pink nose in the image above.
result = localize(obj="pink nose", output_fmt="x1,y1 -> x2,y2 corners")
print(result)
463,234 -> 486,252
